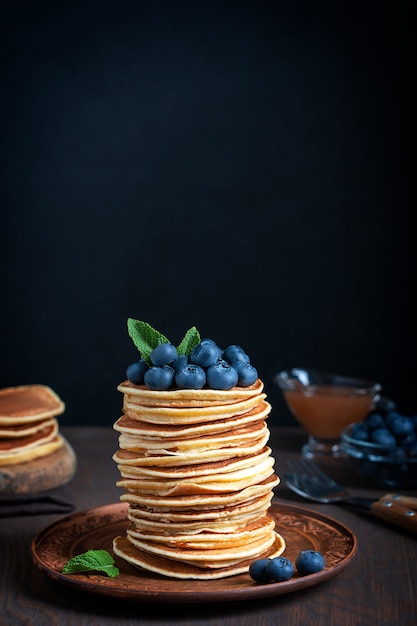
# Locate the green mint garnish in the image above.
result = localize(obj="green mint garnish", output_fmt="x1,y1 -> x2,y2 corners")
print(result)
176,326 -> 201,356
127,319 -> 170,365
127,318 -> 201,365
62,549 -> 120,578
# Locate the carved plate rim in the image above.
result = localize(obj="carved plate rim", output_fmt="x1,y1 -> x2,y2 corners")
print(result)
31,501 -> 357,603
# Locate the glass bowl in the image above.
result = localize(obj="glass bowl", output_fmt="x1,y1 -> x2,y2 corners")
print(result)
274,368 -> 381,459
341,424 -> 417,489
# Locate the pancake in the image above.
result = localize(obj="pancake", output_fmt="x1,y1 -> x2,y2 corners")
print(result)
120,474 -> 280,509
117,446 -> 272,478
113,349 -> 283,579
112,430 -> 270,467
0,385 -> 65,425
126,515 -> 276,548
122,392 -> 267,425
126,492 -> 274,523
116,456 -> 275,496
0,417 -> 57,438
113,400 -> 271,438
113,532 -> 285,580
117,379 -> 264,407
0,384 -> 66,466
0,420 -> 58,453
0,434 -> 64,465
117,420 -> 268,454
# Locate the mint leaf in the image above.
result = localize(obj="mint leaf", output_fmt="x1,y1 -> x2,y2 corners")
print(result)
62,549 -> 120,578
177,326 -> 201,356
127,319 -> 170,365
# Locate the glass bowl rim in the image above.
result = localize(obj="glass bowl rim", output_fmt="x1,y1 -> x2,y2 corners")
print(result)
341,423 -> 417,463
275,368 -> 381,395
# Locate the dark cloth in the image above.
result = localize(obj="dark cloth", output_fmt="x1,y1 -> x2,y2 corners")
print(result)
0,484 -> 75,518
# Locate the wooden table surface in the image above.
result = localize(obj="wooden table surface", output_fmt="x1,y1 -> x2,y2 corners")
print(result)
1,426 -> 416,626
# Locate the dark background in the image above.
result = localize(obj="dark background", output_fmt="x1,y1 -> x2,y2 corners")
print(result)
1,1 -> 415,427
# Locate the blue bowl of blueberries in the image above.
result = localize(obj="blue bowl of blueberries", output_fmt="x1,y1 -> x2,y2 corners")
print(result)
340,397 -> 417,489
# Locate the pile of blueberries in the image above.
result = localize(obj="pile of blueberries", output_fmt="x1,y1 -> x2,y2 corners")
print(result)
349,396 -> 417,457
126,339 -> 258,391
249,550 -> 326,584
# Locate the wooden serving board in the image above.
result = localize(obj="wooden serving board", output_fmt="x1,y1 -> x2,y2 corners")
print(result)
0,437 -> 77,495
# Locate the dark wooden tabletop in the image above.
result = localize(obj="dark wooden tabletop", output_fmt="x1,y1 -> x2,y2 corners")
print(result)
1,426 -> 416,626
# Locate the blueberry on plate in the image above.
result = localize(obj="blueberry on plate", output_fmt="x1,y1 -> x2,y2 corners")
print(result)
249,558 -> 271,583
150,343 -> 178,366
295,550 -> 326,576
175,364 -> 206,389
266,557 -> 294,582
126,359 -> 148,385
144,366 -> 175,390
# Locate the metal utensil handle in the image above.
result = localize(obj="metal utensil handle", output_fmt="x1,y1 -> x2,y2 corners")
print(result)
371,494 -> 417,534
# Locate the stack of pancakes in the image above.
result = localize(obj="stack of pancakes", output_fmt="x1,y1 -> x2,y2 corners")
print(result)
112,378 -> 285,579
0,385 -> 65,466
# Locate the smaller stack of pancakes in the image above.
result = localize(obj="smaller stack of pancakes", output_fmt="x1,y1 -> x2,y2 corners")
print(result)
112,378 -> 285,579
0,385 -> 65,466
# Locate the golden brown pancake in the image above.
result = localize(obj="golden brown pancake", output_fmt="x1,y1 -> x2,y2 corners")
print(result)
0,420 -> 58,452
0,434 -> 64,465
113,373 -> 283,578
126,492 -> 274,523
113,400 -> 271,438
0,417 -> 57,438
0,385 -> 65,424
116,456 -> 275,496
0,385 -> 65,465
113,532 -> 285,580
112,430 -> 270,467
117,379 -> 264,407
117,446 -> 272,478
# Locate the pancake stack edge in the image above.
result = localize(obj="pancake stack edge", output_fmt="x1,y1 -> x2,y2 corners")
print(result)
112,378 -> 285,580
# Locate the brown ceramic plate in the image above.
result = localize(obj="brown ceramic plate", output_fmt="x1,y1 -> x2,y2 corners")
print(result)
31,501 -> 357,603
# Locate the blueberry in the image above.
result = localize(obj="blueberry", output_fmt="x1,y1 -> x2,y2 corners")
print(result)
223,345 -> 250,365
171,354 -> 188,372
385,411 -> 403,427
248,558 -> 271,583
206,362 -> 238,390
295,550 -> 326,576
364,412 -> 385,430
150,343 -> 178,366
144,366 -> 175,390
266,557 -> 294,582
370,428 -> 397,448
374,396 -> 398,415
175,364 -> 206,389
126,359 -> 148,385
233,360 -> 258,387
389,416 -> 415,439
350,423 -> 369,442
190,339 -> 221,368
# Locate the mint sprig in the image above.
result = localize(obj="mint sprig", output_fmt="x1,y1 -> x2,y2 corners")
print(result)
176,326 -> 201,356
127,318 -> 201,365
62,549 -> 120,578
127,319 -> 169,365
